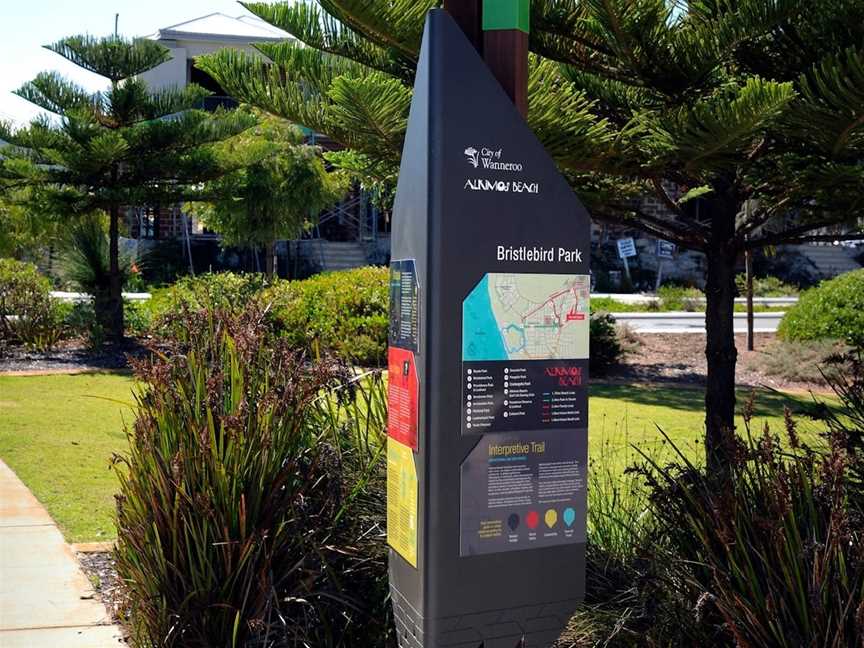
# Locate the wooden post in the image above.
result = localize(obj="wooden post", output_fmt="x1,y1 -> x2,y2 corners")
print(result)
744,201 -> 755,351
482,0 -> 530,118
745,248 -> 754,351
443,0 -> 483,52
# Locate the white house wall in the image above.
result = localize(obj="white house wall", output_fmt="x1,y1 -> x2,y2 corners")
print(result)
140,39 -> 271,91
139,44 -> 188,90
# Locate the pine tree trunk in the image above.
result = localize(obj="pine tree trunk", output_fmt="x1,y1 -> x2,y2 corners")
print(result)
265,240 -> 276,278
703,194 -> 739,471
107,203 -> 124,342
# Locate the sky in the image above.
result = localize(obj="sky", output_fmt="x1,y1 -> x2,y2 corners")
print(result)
0,0 -> 262,126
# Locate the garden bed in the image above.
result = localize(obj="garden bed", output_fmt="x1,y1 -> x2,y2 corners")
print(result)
0,338 -> 146,374
591,332 -> 834,393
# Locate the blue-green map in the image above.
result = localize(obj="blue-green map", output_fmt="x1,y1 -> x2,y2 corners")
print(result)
462,273 -> 590,361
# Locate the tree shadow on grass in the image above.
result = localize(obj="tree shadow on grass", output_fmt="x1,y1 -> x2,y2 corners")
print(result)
590,383 -> 824,419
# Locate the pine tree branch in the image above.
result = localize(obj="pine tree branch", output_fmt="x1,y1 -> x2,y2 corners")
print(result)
624,201 -> 708,242
650,177 -> 683,216
597,204 -> 707,249
734,197 -> 791,241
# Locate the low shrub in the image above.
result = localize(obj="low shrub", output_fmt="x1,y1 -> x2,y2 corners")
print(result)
778,269 -> 864,346
149,272 -> 270,318
735,273 -> 798,297
114,305 -> 391,647
0,258 -> 65,351
749,338 -> 853,386
590,296 -> 654,313
657,284 -> 702,311
123,300 -> 152,337
589,312 -> 625,376
264,266 -> 389,366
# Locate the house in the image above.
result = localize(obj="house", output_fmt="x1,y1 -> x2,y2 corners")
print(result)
139,13 -> 289,105
130,13 -> 389,276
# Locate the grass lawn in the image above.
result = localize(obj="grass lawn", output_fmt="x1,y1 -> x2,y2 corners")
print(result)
0,372 -> 831,543
0,372 -> 135,542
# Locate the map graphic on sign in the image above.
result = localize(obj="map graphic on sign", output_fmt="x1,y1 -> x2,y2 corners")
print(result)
463,274 -> 590,361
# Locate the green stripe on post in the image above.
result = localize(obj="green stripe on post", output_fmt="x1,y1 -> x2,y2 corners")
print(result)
482,0 -> 530,34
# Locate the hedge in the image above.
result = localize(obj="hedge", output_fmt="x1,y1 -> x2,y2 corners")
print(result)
778,269 -> 864,347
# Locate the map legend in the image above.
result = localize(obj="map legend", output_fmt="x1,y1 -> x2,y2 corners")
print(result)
461,359 -> 588,434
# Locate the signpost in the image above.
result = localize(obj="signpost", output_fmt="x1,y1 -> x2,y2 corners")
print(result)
655,240 -> 676,291
387,5 -> 590,647
616,237 -> 636,283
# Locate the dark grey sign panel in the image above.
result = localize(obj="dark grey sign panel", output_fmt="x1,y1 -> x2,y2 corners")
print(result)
387,10 -> 591,648
389,259 -> 420,352
460,429 -> 588,556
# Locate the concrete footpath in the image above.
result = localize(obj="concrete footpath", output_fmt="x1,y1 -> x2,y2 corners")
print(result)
0,460 -> 124,647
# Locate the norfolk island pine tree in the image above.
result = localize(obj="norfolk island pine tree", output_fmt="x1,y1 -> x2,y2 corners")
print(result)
0,35 -> 256,340
197,0 -> 864,470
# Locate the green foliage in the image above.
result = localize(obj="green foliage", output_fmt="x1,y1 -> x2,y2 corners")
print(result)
44,34 -> 172,82
589,312 -> 624,376
627,383 -> 864,646
0,188 -> 59,260
735,273 -> 799,297
149,272 -> 270,319
778,269 -> 864,346
1,32 -> 256,339
149,269 -> 389,366
122,300 -> 151,337
0,258 -> 65,351
196,0 -> 864,242
657,283 -> 703,311
57,213 -> 133,294
114,305 -> 391,647
264,266 -> 389,366
191,112 -> 347,273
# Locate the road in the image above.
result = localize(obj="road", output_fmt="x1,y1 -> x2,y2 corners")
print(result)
612,311 -> 784,334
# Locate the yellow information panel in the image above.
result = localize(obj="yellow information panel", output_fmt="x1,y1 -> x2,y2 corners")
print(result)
387,437 -> 418,567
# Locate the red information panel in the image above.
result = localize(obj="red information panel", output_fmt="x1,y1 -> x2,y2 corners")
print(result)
388,347 -> 419,450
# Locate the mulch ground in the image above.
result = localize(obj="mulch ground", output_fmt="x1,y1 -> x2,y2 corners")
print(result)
0,338 -> 147,374
2,332 -> 821,391
607,332 -> 831,394
77,551 -> 127,630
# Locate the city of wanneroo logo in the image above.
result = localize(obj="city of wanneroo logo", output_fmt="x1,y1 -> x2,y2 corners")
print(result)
464,147 -> 480,168
463,146 -> 522,172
